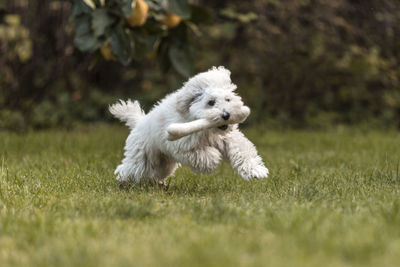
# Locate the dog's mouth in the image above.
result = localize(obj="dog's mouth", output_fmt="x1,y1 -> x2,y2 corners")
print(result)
218,125 -> 228,131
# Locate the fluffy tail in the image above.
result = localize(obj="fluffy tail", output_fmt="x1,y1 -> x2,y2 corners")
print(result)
109,99 -> 145,129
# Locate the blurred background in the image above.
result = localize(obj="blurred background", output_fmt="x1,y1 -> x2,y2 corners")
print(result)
0,0 -> 399,131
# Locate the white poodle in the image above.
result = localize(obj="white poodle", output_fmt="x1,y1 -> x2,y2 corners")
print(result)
109,66 -> 269,184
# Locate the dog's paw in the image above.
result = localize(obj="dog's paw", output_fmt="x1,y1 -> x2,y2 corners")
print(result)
249,165 -> 269,179
238,162 -> 269,180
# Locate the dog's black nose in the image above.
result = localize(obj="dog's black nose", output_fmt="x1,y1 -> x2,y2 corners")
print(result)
222,111 -> 230,121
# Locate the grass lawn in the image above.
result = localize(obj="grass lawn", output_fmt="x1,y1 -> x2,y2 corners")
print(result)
1,125 -> 400,267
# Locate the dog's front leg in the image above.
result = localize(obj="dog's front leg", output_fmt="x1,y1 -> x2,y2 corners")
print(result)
173,146 -> 222,173
224,128 -> 269,180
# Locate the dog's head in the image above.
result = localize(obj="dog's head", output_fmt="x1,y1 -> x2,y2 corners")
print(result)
177,66 -> 250,130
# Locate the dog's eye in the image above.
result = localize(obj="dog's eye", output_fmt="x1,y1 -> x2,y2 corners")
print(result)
226,98 -> 231,102
208,100 -> 215,106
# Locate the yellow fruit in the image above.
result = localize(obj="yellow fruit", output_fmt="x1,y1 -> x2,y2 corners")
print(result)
126,0 -> 149,27
100,44 -> 116,61
162,13 -> 181,28
83,0 -> 96,9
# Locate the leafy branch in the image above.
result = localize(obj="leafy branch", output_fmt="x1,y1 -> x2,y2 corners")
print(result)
70,0 -> 210,77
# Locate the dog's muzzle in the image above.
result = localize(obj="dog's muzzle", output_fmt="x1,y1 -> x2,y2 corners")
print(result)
218,111 -> 230,130
222,111 -> 230,121
218,125 -> 228,131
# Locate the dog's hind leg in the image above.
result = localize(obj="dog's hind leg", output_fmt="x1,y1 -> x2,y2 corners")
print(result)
116,147 -> 180,186
114,145 -> 151,184
114,161 -> 145,184
152,154 -> 180,190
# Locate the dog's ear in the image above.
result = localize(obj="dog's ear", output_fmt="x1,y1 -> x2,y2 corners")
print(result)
176,89 -> 203,114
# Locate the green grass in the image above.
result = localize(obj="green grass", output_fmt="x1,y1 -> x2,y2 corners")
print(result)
1,125 -> 400,267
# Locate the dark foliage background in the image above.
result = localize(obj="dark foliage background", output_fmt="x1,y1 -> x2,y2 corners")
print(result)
1,0 -> 400,130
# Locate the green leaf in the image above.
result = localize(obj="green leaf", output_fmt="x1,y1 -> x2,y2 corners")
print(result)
91,9 -> 115,37
71,0 -> 93,17
167,0 -> 191,19
146,0 -> 163,12
120,0 -> 134,18
110,25 -> 134,65
132,30 -> 159,59
74,15 -> 101,52
168,42 -> 193,77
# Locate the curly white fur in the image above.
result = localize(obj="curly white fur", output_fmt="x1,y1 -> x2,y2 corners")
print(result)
110,66 -> 269,183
